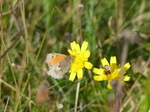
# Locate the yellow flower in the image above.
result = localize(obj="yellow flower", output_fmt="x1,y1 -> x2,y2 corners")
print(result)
68,41 -> 93,81
93,56 -> 130,89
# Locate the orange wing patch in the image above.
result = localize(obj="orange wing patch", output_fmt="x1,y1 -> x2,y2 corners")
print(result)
50,54 -> 67,66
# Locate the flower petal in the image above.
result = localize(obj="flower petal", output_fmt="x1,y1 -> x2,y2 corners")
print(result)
120,63 -> 131,74
77,69 -> 83,79
107,81 -> 113,89
124,63 -> 131,71
69,72 -> 76,81
101,58 -> 109,66
84,50 -> 90,58
123,76 -> 130,81
76,44 -> 81,52
81,41 -> 88,51
110,56 -> 117,70
70,41 -> 76,50
94,76 -> 103,81
70,41 -> 80,52
68,49 -> 74,55
110,56 -> 117,64
94,74 -> 107,81
93,68 -> 104,74
84,62 -> 93,69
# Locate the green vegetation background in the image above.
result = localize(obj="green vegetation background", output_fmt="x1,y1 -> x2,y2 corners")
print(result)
0,0 -> 150,112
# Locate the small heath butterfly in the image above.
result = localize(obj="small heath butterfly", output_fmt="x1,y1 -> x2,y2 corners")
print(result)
46,53 -> 72,79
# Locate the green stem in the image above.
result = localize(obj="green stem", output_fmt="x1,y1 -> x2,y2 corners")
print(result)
74,80 -> 81,112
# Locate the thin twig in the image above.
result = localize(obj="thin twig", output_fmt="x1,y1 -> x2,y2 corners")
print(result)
4,96 -> 10,112
0,79 -> 33,102
0,30 -> 24,61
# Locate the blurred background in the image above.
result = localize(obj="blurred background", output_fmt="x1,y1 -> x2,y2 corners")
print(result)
0,0 -> 150,111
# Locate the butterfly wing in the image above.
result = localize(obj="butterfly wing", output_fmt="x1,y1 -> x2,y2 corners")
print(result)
46,53 -> 72,79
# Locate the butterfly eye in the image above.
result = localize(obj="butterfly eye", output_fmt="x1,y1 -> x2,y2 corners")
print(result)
51,55 -> 55,58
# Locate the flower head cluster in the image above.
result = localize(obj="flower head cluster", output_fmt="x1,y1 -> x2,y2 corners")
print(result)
68,41 -> 93,81
93,56 -> 130,89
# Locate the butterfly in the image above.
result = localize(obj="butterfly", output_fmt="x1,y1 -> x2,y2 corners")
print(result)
46,53 -> 72,79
